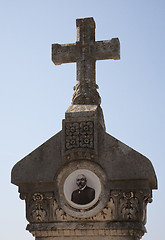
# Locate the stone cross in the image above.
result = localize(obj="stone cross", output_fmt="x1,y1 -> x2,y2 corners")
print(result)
11,17 -> 157,240
52,17 -> 120,105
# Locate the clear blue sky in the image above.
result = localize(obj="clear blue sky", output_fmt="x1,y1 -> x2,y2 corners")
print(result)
1,1 -> 164,239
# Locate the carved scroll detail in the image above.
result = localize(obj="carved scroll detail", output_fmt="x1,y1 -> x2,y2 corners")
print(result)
29,193 -> 47,222
25,190 -> 152,223
51,197 -> 115,221
90,197 -> 115,221
52,200 -> 74,221
119,192 -> 139,220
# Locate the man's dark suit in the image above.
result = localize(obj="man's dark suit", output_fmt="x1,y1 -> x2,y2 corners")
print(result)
71,185 -> 95,205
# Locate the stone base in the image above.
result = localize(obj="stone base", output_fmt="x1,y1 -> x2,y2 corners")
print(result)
28,222 -> 145,240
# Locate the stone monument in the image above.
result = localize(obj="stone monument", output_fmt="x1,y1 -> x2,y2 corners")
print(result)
11,17 -> 157,240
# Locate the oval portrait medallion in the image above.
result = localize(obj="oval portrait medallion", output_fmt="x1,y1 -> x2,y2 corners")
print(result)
64,169 -> 101,209
55,160 -> 109,218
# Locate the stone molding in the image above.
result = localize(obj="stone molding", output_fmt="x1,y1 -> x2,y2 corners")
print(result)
27,222 -> 145,239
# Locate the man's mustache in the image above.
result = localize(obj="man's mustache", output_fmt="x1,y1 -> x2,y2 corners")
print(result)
77,182 -> 85,186
78,182 -> 83,185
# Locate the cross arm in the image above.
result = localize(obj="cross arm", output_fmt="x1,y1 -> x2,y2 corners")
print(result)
93,38 -> 120,61
52,43 -> 79,65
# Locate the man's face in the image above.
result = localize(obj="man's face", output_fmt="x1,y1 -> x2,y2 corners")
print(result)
76,174 -> 87,189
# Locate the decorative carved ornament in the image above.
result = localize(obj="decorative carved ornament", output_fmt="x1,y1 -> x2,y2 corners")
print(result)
31,193 -> 47,222
71,81 -> 101,105
65,121 -> 94,150
25,190 -> 152,223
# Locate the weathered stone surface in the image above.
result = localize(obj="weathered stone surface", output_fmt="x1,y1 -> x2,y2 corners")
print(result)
11,17 -> 157,240
11,105 -> 157,240
11,107 -> 157,189
27,221 -> 146,237
52,17 -> 120,105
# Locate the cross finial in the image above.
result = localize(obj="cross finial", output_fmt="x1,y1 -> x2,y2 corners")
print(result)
52,17 -> 120,105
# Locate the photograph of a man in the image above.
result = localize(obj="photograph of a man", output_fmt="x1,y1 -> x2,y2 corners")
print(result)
71,174 -> 95,205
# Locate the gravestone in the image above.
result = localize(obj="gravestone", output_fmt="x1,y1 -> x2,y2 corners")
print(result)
11,17 -> 157,240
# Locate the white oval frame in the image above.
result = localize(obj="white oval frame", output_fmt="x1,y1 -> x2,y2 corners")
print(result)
64,169 -> 101,209
55,160 -> 109,218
